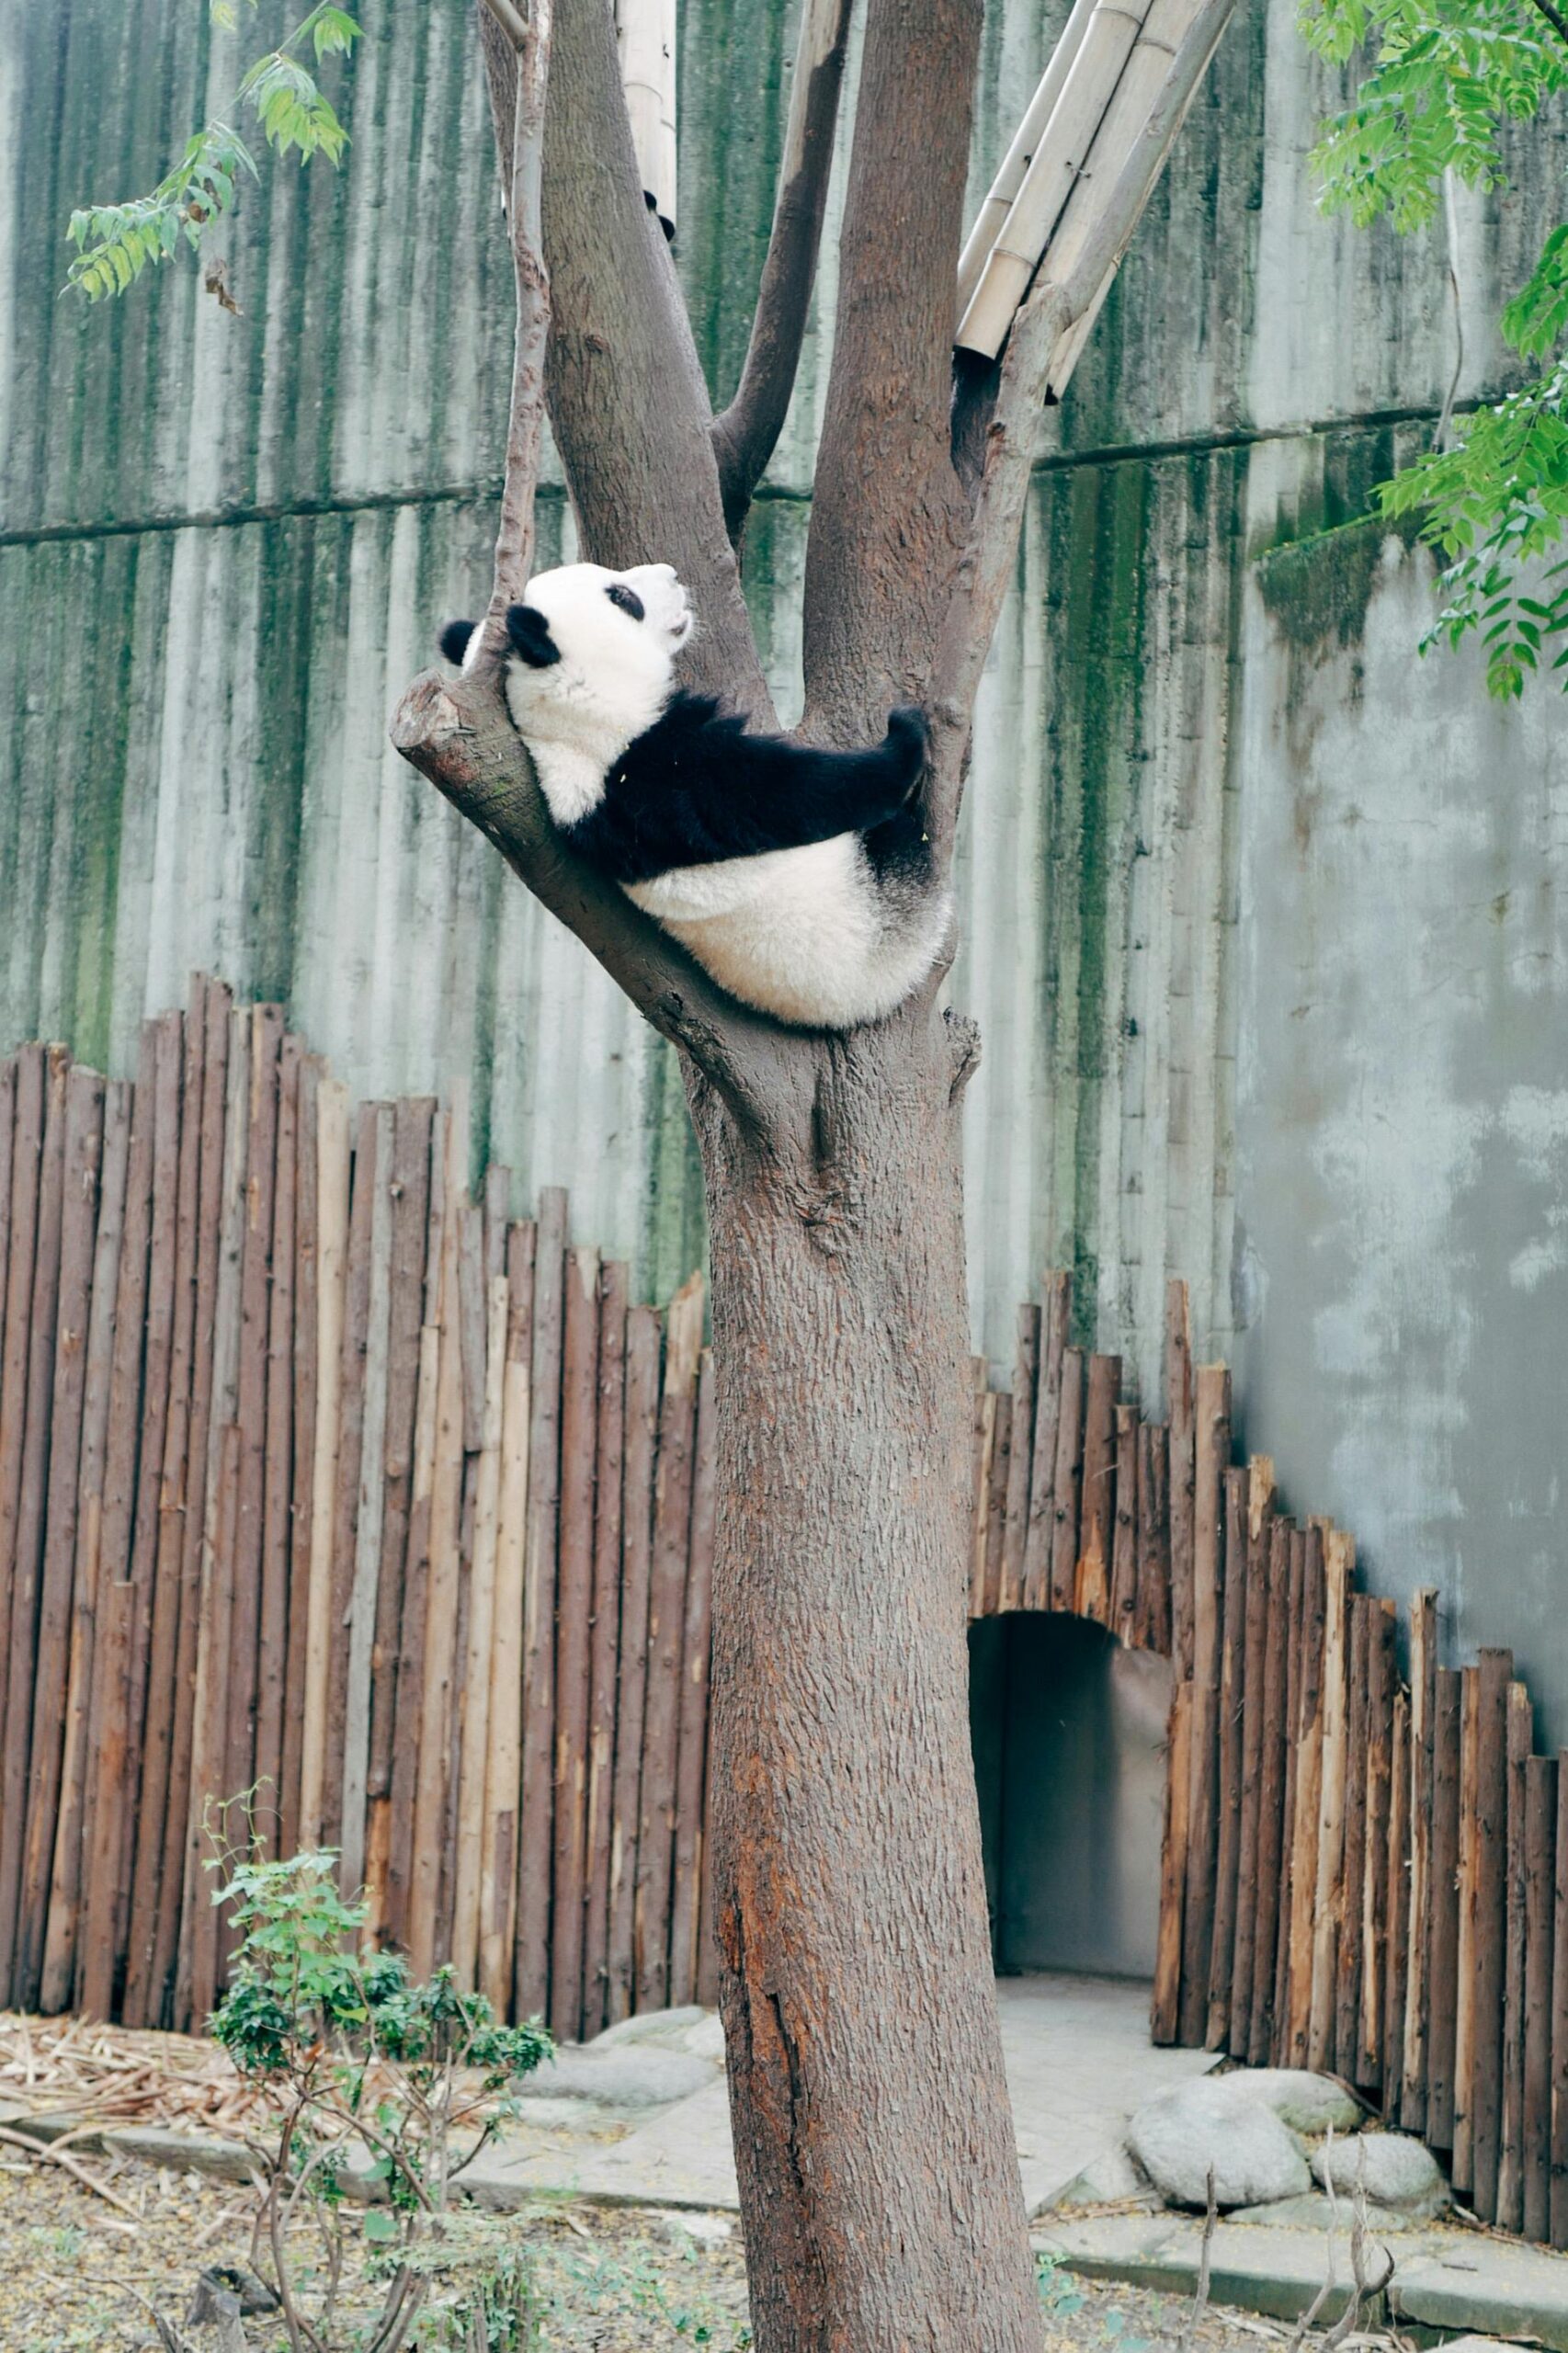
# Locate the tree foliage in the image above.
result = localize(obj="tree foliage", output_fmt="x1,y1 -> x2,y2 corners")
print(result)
1301,0 -> 1568,695
65,2 -> 360,301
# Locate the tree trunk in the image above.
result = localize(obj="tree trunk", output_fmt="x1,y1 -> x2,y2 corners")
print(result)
691,1012 -> 1040,2351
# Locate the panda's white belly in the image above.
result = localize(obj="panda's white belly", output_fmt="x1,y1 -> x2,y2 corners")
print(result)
625,835 -> 949,1029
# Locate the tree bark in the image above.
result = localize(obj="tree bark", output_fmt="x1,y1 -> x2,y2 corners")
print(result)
692,1018 -> 1039,2350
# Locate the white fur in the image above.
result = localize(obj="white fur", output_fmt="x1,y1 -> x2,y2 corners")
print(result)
499,561 -> 949,1029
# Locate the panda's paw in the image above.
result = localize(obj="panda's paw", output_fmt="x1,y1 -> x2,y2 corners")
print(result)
885,704 -> 930,798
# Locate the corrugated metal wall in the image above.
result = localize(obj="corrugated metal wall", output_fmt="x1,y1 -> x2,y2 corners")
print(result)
5,0 -> 1568,1722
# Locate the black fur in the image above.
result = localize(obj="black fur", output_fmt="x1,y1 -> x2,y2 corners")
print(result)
439,618 -> 475,667
506,603 -> 561,668
559,693 -> 929,885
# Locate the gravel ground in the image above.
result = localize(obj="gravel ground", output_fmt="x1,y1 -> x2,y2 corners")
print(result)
0,2154 -> 1363,2352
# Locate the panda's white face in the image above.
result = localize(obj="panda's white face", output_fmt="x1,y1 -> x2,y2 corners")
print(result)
492,563 -> 692,821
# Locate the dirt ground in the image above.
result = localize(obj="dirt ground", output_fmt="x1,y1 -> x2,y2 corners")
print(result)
0,2151 -> 1358,2353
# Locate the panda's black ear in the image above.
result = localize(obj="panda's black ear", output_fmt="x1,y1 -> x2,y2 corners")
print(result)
438,619 -> 475,666
505,602 -> 561,668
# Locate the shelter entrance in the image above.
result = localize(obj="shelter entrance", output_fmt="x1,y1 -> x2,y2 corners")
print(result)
969,1614 -> 1172,1979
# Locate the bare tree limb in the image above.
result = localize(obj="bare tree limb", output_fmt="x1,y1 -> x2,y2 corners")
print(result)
391,675 -> 794,1137
483,0 -> 551,642
801,0 -> 984,740
710,0 -> 855,542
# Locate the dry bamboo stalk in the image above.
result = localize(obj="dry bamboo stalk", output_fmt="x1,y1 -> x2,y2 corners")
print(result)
956,0 -> 1157,355
670,1348 -> 718,2006
322,1102 -> 381,1861
1151,1680 -> 1191,2044
1048,1346 -> 1085,1614
1470,1648 -> 1513,2217
1179,1360 -> 1227,2047
582,1261 -> 628,2034
40,1077 -> 128,2013
123,990 -> 207,2029
452,1272 -> 508,1985
516,1185 -> 567,2022
607,1304 -> 660,2027
1205,1465 -> 1247,2049
1074,1352 -> 1119,1625
1523,1751 -> 1556,2244
1499,1678 -> 1534,2233
955,0 -> 1099,311
983,1391 -> 1012,1618
278,1053 -> 321,1864
1165,1280 -> 1195,1681
1283,1526 -> 1325,2062
224,1006 -> 281,1836
969,1373 -> 996,1617
408,1140 -> 470,1977
997,1304 -> 1040,1612
1401,1589 -> 1438,2132
1307,1525 -> 1351,2069
0,1047 -> 74,2003
340,1104 -> 396,1897
1108,1404 -> 1140,1645
17,1064 -> 105,2012
1230,1459 -> 1274,2053
1020,1272 -> 1070,1610
1134,1422 -> 1170,1654
298,1075 -> 349,1847
1427,1666 -> 1461,2151
481,1334 -> 530,2011
255,1034 -> 299,1840
637,1275 -> 703,2016
367,1098 -> 435,1812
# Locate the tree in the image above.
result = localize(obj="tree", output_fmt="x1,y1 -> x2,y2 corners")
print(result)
70,0 -> 1233,2341
1301,0 -> 1568,697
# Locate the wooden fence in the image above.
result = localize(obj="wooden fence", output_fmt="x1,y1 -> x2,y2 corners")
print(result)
0,980 -> 1562,2250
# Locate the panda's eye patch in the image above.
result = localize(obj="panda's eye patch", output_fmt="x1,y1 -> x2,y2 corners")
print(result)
606,583 -> 646,621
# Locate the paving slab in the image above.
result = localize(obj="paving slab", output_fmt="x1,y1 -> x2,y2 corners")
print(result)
1036,2209 -> 1568,2348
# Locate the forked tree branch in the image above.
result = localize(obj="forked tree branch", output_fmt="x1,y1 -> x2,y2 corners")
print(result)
801,0 -> 985,741
710,0 -> 855,542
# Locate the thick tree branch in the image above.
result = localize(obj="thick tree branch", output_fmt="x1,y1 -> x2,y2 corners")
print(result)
710,0 -> 855,543
481,0 -> 551,641
392,673 -> 792,1137
800,0 -> 984,740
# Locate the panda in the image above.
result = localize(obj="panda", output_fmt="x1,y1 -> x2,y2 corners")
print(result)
438,562 -> 950,1030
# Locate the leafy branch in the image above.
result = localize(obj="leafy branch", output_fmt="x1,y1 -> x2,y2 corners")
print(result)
65,1 -> 361,301
1299,0 -> 1568,693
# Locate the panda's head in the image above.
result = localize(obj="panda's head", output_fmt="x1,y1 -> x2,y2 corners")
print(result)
439,562 -> 692,764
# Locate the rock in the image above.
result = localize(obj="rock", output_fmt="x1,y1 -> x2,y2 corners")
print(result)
590,2006 -> 709,2051
1312,2131 -> 1449,2215
1227,2190 -> 1430,2233
680,2010 -> 726,2062
1129,2078 -> 1312,2211
1051,2144 -> 1158,2211
517,2043 -> 717,2110
1226,2068 -> 1363,2136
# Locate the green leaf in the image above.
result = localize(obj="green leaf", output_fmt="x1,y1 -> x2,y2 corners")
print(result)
362,2208 -> 400,2245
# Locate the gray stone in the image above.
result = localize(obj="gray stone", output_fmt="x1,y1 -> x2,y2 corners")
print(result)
1227,2190 -> 1429,2233
1050,2145 -> 1158,2211
517,2043 -> 718,2110
1221,2068 -> 1363,2136
1128,2079 -> 1312,2211
1312,2131 -> 1449,2216
589,2006 -> 709,2051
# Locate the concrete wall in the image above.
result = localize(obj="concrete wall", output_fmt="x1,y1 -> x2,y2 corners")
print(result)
4,2 -> 1566,1717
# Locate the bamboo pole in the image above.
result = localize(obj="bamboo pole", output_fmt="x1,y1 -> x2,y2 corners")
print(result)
637,1275 -> 702,2015
298,1075 -> 349,1848
1021,1272 -> 1070,1610
955,0 -> 1099,312
607,1304 -> 660,2027
40,1076 -> 127,2012
0,1044 -> 70,2003
341,1104 -> 396,1897
453,1269 -> 509,1985
671,1348 -> 718,2006
997,1304 -> 1040,1613
1426,1666 -> 1462,2151
1402,1588 -> 1438,2132
582,1260 -> 628,2035
515,1185 -> 568,2021
1048,1347 -> 1084,1614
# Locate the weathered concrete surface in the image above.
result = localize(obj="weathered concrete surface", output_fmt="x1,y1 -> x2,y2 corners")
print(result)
4,0 -> 1567,1713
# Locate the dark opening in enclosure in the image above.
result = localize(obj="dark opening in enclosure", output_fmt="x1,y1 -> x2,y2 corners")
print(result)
969,1614 -> 1172,1979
